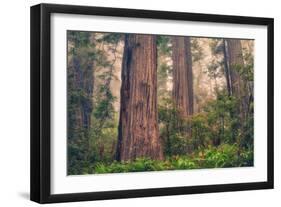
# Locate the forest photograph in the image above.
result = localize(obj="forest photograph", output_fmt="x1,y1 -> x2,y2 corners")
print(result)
67,30 -> 254,175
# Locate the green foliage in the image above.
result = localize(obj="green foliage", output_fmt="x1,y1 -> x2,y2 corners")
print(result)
158,88 -> 253,158
200,144 -> 244,168
191,38 -> 204,62
158,98 -> 190,156
157,36 -> 172,55
67,31 -> 96,174
67,33 -> 254,175
97,33 -> 123,44
67,31 -> 122,174
157,63 -> 172,98
68,31 -> 91,48
93,91 -> 116,120
207,59 -> 224,80
206,38 -> 226,93
232,48 -> 254,83
82,144 -> 253,174
157,36 -> 172,101
190,113 -> 210,148
203,91 -> 240,144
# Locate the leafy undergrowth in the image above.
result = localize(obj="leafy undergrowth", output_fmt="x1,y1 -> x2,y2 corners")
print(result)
83,144 -> 253,174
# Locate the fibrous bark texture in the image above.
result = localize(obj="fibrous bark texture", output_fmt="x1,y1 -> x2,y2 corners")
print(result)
116,34 -> 163,161
172,36 -> 193,117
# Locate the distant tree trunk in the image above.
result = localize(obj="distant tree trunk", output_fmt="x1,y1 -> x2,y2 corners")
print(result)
223,39 -> 232,96
195,62 -> 203,113
224,39 -> 249,146
226,39 -> 248,121
70,56 -> 94,130
172,36 -> 193,117
116,34 -> 163,161
226,39 -> 244,97
67,32 -> 94,170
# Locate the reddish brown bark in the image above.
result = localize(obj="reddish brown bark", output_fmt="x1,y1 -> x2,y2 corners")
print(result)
116,34 -> 163,161
172,36 -> 194,117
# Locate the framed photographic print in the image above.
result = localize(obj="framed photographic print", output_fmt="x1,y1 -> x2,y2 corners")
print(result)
30,3 -> 274,203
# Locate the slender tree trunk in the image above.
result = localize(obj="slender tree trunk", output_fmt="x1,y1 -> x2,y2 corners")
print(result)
186,38 -> 194,115
195,62 -> 203,113
223,39 -> 232,96
69,56 -> 80,127
225,39 -> 249,146
69,59 -> 94,130
69,41 -> 94,129
171,36 -> 193,117
226,39 -> 244,97
116,34 -> 163,161
226,39 -> 247,122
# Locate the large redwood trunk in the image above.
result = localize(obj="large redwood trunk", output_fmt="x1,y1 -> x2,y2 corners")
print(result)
172,36 -> 193,117
116,34 -> 163,161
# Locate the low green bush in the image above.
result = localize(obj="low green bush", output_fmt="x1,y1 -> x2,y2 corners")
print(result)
84,144 -> 253,174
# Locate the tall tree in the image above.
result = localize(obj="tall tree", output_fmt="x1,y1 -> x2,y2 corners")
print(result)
224,39 -> 252,147
222,39 -> 232,96
172,36 -> 193,117
225,39 -> 248,121
226,39 -> 244,97
116,34 -> 163,161
67,31 -> 95,173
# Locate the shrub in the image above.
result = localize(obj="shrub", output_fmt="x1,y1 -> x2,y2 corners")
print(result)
85,144 -> 253,174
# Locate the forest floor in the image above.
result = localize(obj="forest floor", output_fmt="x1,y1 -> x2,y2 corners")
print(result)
82,144 -> 253,174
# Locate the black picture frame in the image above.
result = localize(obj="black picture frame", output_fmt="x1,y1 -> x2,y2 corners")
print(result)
30,3 -> 274,204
